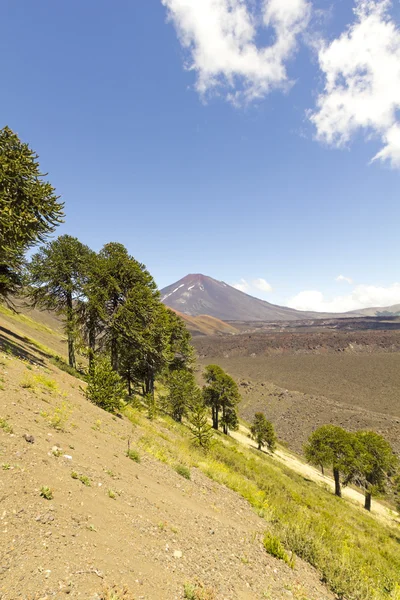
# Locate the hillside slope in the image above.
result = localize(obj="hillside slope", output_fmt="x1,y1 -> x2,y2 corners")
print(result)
0,313 -> 334,600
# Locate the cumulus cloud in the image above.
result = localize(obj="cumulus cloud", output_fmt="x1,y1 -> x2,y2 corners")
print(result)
253,277 -> 273,292
288,283 -> 400,313
336,275 -> 353,284
310,0 -> 400,167
232,277 -> 273,294
233,278 -> 250,292
161,0 -> 311,103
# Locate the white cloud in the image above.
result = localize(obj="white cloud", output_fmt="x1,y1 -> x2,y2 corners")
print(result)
310,0 -> 400,167
336,275 -> 353,284
233,278 -> 250,292
232,277 -> 273,294
161,0 -> 311,103
253,277 -> 273,292
288,283 -> 400,313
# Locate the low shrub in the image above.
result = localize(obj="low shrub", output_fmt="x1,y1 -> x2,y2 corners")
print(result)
126,449 -> 141,463
263,532 -> 293,567
40,486 -> 53,500
175,464 -> 191,480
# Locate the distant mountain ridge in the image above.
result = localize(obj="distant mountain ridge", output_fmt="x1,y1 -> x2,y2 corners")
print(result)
160,274 -> 400,322
160,274 -> 314,321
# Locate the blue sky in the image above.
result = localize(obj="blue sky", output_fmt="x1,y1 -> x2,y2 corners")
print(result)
1,0 -> 400,312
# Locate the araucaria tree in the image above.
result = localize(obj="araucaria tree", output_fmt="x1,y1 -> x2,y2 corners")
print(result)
304,425 -> 355,497
85,355 -> 125,413
164,369 -> 199,422
27,235 -> 94,368
203,365 -> 241,434
250,412 -> 276,452
0,126 -> 64,298
352,431 -> 397,511
84,242 -> 158,373
188,397 -> 213,451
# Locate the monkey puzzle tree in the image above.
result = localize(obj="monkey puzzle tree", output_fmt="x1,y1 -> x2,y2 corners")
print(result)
27,235 -> 93,368
165,369 -> 200,422
352,431 -> 397,511
188,397 -> 213,451
304,425 -> 355,498
250,412 -> 276,452
85,242 -> 158,372
0,126 -> 64,298
202,364 -> 241,434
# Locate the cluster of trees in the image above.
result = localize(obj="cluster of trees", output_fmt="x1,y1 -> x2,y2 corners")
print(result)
304,425 -> 398,511
26,235 -> 194,407
162,363 -> 242,447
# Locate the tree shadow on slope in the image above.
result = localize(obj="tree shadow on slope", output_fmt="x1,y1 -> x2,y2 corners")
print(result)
0,325 -> 48,366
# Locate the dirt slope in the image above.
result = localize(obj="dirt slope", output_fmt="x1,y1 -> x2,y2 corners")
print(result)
0,316 -> 334,600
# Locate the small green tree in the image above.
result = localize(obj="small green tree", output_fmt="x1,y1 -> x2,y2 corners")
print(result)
250,413 -> 276,452
0,126 -> 64,298
85,355 -> 125,413
188,398 -> 213,451
304,425 -> 355,498
352,431 -> 397,511
165,369 -> 199,423
203,365 -> 241,434
27,235 -> 94,368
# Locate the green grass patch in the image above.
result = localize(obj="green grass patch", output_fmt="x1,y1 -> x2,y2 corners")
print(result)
41,401 -> 72,431
71,471 -> 91,486
0,417 -> 13,434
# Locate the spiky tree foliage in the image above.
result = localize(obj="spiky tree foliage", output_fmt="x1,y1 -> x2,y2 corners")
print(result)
164,369 -> 200,422
188,397 -> 213,451
84,242 -> 158,372
352,431 -> 397,511
27,235 -> 94,368
203,364 -> 241,434
0,126 -> 64,298
85,354 -> 125,413
250,412 -> 277,452
304,425 -> 356,498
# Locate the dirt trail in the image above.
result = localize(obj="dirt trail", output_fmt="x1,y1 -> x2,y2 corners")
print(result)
230,425 -> 399,526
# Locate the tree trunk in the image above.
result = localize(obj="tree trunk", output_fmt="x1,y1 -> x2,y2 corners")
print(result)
111,295 -> 118,371
212,406 -> 219,430
321,465 -> 324,476
333,467 -> 341,497
88,314 -> 96,373
364,491 -> 372,511
258,442 -> 262,451
127,374 -> 132,397
66,293 -> 76,369
222,403 -> 227,434
111,337 -> 118,372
